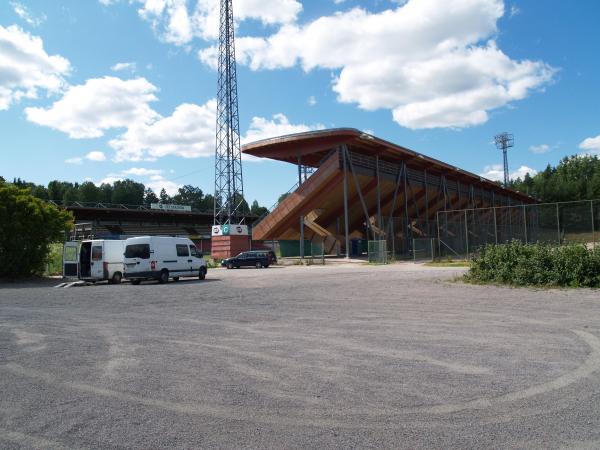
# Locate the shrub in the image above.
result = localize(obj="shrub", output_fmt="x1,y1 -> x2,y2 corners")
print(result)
465,241 -> 600,288
0,181 -> 73,278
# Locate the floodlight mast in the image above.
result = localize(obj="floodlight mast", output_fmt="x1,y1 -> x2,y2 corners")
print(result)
214,0 -> 244,227
494,132 -> 514,187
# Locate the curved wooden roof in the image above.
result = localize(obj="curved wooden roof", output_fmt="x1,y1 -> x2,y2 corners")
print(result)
242,128 -> 535,203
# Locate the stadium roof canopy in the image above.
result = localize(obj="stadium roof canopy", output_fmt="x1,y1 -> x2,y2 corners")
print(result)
243,128 -> 535,256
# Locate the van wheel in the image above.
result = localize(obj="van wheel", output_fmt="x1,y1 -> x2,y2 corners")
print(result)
199,267 -> 207,280
227,263 -> 233,269
110,272 -> 122,284
158,270 -> 169,284
131,279 -> 141,285
255,262 -> 262,269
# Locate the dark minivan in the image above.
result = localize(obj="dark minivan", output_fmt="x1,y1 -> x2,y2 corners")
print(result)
222,251 -> 271,269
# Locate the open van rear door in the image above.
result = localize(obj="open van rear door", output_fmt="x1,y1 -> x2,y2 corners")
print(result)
63,242 -> 79,278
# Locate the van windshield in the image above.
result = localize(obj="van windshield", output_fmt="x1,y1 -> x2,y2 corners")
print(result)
125,244 -> 150,259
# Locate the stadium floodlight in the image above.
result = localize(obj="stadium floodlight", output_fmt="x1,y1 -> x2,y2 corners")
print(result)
494,132 -> 514,187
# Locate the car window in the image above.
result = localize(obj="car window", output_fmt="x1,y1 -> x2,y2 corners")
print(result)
91,246 -> 102,261
125,244 -> 150,259
189,245 -> 199,257
176,244 -> 189,257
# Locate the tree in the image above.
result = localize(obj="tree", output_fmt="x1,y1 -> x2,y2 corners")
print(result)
0,181 -> 73,278
172,185 -> 205,210
112,179 -> 145,205
277,192 -> 290,204
99,183 -> 113,204
144,188 -> 159,207
511,154 -> 600,202
250,200 -> 268,216
159,188 -> 171,203
79,181 -> 102,203
48,180 -> 73,202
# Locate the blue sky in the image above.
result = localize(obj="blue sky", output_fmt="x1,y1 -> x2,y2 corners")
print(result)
1,0 -> 599,207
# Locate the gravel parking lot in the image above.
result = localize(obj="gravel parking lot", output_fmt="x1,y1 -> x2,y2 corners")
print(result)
2,263 -> 600,449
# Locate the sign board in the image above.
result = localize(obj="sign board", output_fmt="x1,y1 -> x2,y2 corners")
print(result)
150,203 -> 192,212
212,224 -> 249,236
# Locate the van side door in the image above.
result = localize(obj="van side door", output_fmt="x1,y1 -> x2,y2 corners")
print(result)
189,245 -> 201,272
91,243 -> 104,279
176,244 -> 192,276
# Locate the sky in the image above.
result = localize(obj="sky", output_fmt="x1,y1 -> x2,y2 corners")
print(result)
1,0 -> 599,207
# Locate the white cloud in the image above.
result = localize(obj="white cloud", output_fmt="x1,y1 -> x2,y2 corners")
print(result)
307,95 -> 317,106
145,175 -> 181,196
110,100 -> 216,161
86,151 -> 107,161
0,25 -> 70,110
122,167 -> 163,176
215,0 -> 555,129
481,164 -> 537,182
104,167 -> 181,195
242,113 -> 323,145
529,144 -> 550,154
96,175 -> 123,186
65,151 -> 107,164
136,0 -> 302,45
579,135 -> 600,154
11,2 -> 46,27
111,62 -> 137,72
25,76 -> 159,138
511,165 -> 537,180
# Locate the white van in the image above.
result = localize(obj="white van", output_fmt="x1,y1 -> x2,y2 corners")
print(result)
123,236 -> 207,284
79,239 -> 126,284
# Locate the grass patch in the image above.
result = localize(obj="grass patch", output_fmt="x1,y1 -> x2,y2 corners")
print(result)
425,260 -> 470,268
465,241 -> 600,288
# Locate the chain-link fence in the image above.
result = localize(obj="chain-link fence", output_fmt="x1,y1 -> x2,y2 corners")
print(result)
437,199 -> 599,258
368,240 -> 388,264
413,238 -> 436,262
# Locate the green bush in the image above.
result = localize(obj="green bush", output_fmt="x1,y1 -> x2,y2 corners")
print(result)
465,241 -> 600,288
0,181 -> 73,278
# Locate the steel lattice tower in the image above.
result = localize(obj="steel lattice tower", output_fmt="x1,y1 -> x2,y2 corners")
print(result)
494,132 -> 514,187
214,0 -> 244,226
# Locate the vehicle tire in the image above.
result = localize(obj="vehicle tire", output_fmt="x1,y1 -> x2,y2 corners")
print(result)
131,279 -> 141,285
173,277 -> 180,282
199,267 -> 207,280
111,272 -> 122,284
255,261 -> 262,269
158,270 -> 169,284
227,263 -> 234,269
264,264 -> 269,269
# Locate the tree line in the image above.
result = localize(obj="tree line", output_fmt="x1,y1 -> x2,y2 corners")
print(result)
1,177 -> 269,216
511,154 -> 600,203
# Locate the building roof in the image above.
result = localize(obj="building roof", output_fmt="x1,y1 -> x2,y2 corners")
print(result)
242,128 -> 534,203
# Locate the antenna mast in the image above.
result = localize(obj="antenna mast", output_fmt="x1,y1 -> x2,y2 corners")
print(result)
214,0 -> 243,226
494,132 -> 514,187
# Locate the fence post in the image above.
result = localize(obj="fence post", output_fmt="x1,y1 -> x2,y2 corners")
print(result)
430,238 -> 434,262
464,209 -> 469,258
300,216 -> 305,259
436,212 -> 441,258
556,203 -> 561,245
523,204 -> 527,244
493,207 -> 498,244
591,200 -> 596,249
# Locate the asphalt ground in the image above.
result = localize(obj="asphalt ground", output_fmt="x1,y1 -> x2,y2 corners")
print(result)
1,263 -> 600,449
